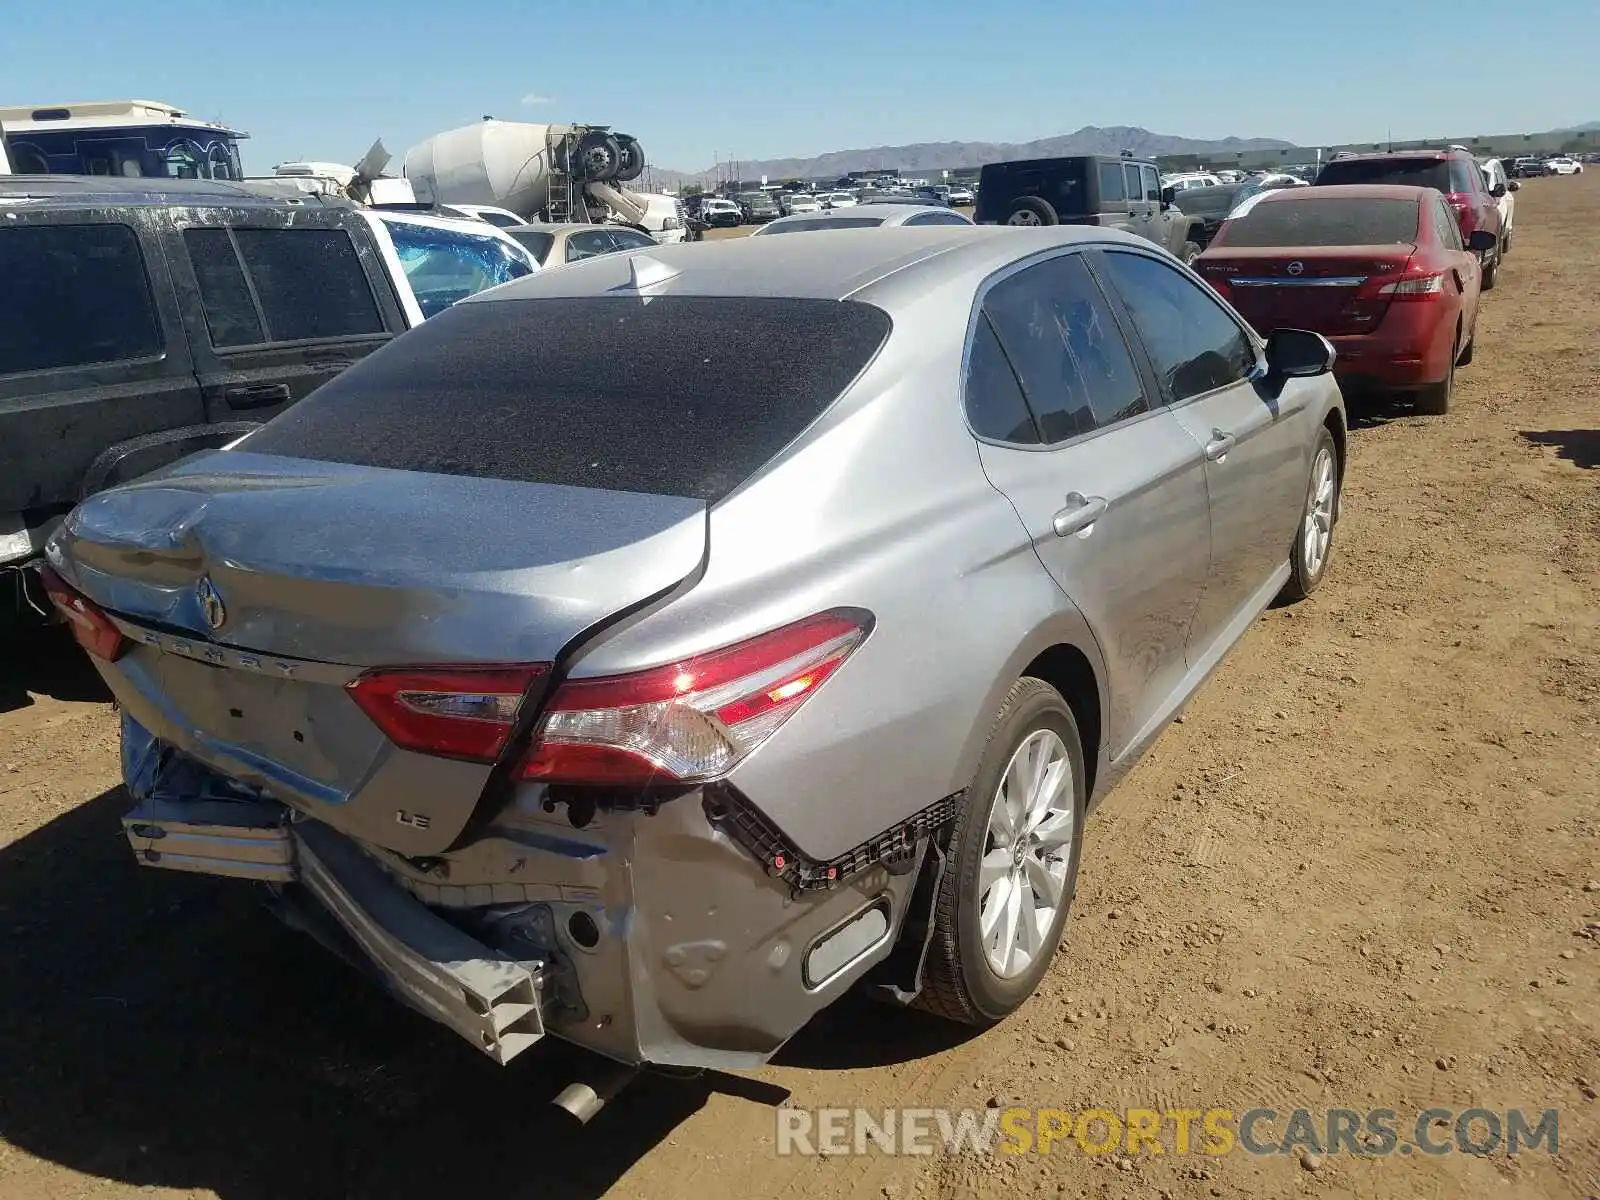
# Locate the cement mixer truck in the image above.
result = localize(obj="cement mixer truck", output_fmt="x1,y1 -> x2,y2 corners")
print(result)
402,120 -> 686,243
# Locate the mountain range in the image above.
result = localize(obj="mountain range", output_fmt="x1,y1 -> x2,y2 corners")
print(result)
652,125 -> 1295,185
648,120 -> 1600,187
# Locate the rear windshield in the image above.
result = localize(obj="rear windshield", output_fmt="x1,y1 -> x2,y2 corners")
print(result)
1218,197 -> 1420,247
241,296 -> 893,502
763,217 -> 885,233
1315,158 -> 1449,190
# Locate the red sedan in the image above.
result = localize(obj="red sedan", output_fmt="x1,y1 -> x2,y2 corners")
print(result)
1195,184 -> 1496,415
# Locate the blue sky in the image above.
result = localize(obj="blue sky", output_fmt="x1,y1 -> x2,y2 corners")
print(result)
5,0 -> 1591,173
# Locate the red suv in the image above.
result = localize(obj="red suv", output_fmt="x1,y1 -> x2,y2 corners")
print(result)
1314,149 -> 1504,289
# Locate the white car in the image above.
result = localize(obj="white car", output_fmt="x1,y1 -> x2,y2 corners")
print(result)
784,194 -> 822,215
818,191 -> 858,209
1163,173 -> 1224,191
439,202 -> 529,229
750,203 -> 975,235
355,208 -> 541,324
1478,158 -> 1519,254
947,185 -> 975,205
1545,157 -> 1583,176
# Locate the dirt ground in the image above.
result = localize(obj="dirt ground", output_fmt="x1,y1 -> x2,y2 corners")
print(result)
1,177 -> 1596,1200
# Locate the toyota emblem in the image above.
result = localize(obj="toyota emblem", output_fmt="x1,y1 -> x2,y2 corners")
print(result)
1286,261 -> 1305,276
195,576 -> 227,631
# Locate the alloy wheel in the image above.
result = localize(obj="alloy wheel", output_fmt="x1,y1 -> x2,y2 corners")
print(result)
1303,446 -> 1336,578
977,728 -> 1075,979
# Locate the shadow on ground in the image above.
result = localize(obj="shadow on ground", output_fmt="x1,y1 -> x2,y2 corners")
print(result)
0,622 -> 112,715
1343,390 -> 1433,431
0,787 -> 968,1198
1520,428 -> 1600,470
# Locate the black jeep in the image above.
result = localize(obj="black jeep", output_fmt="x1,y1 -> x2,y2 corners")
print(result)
974,154 -> 1206,263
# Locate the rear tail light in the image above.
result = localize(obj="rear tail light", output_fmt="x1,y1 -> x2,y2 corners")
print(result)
519,609 -> 872,786
347,665 -> 549,761
1355,254 -> 1443,304
1375,272 -> 1445,298
37,565 -> 127,661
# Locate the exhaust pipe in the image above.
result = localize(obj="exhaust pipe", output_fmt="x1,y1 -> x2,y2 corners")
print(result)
552,1061 -> 639,1125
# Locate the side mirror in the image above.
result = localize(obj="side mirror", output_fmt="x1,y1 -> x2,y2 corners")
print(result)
1160,186 -> 1176,206
1490,182 -> 1507,198
1264,328 -> 1335,379
1508,180 -> 1521,192
1466,229 -> 1498,253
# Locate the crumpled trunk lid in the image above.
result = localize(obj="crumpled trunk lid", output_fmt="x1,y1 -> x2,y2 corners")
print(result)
51,449 -> 706,854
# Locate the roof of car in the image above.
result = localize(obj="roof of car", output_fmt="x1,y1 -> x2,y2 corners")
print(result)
1261,183 -> 1432,201
767,203 -> 964,222
0,174 -> 346,209
472,224 -> 1147,304
503,222 -> 632,235
1326,149 -> 1459,161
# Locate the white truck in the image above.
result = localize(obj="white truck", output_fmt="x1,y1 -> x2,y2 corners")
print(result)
402,120 -> 686,244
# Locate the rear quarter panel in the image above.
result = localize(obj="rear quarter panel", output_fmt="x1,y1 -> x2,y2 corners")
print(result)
567,281 -> 1106,863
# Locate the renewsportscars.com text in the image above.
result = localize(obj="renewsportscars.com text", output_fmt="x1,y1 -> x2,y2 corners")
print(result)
775,1105 -> 1560,1158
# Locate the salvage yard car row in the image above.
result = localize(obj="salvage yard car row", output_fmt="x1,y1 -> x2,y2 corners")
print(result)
0,144 -> 1536,1117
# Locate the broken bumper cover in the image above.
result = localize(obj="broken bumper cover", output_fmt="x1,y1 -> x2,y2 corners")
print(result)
118,716 -> 926,1070
124,798 -> 546,1065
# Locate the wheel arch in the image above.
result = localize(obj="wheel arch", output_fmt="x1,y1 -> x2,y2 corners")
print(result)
951,608 -> 1109,812
1322,406 -> 1347,499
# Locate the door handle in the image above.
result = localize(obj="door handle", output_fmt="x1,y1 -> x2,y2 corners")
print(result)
1052,492 -> 1108,538
1204,430 -> 1236,462
222,382 -> 293,410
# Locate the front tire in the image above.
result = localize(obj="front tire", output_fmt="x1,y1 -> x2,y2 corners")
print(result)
1181,241 -> 1203,266
915,678 -> 1085,1026
1481,254 -> 1497,291
1278,427 -> 1339,602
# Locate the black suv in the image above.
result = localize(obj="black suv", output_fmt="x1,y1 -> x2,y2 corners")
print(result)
974,155 -> 1206,262
1,176 -> 411,616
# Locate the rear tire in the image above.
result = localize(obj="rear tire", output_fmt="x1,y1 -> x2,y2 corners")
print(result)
1006,197 -> 1058,226
915,678 -> 1085,1026
1277,428 -> 1339,603
1414,331 -> 1457,416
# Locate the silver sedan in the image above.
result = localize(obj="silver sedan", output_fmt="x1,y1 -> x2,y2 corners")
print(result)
752,202 -> 974,235
44,225 -> 1345,1094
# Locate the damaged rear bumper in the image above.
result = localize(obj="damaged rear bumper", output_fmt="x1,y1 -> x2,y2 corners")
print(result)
125,797 -> 546,1065
119,714 -> 926,1071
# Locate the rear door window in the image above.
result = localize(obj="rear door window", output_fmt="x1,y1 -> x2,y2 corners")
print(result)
1098,162 -> 1126,204
1097,250 -> 1256,404
1123,164 -> 1143,203
963,316 -> 1040,444
1448,158 -> 1479,194
241,296 -> 894,502
982,254 -> 1149,442
1433,199 -> 1463,250
0,223 -> 163,374
185,227 -> 385,346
